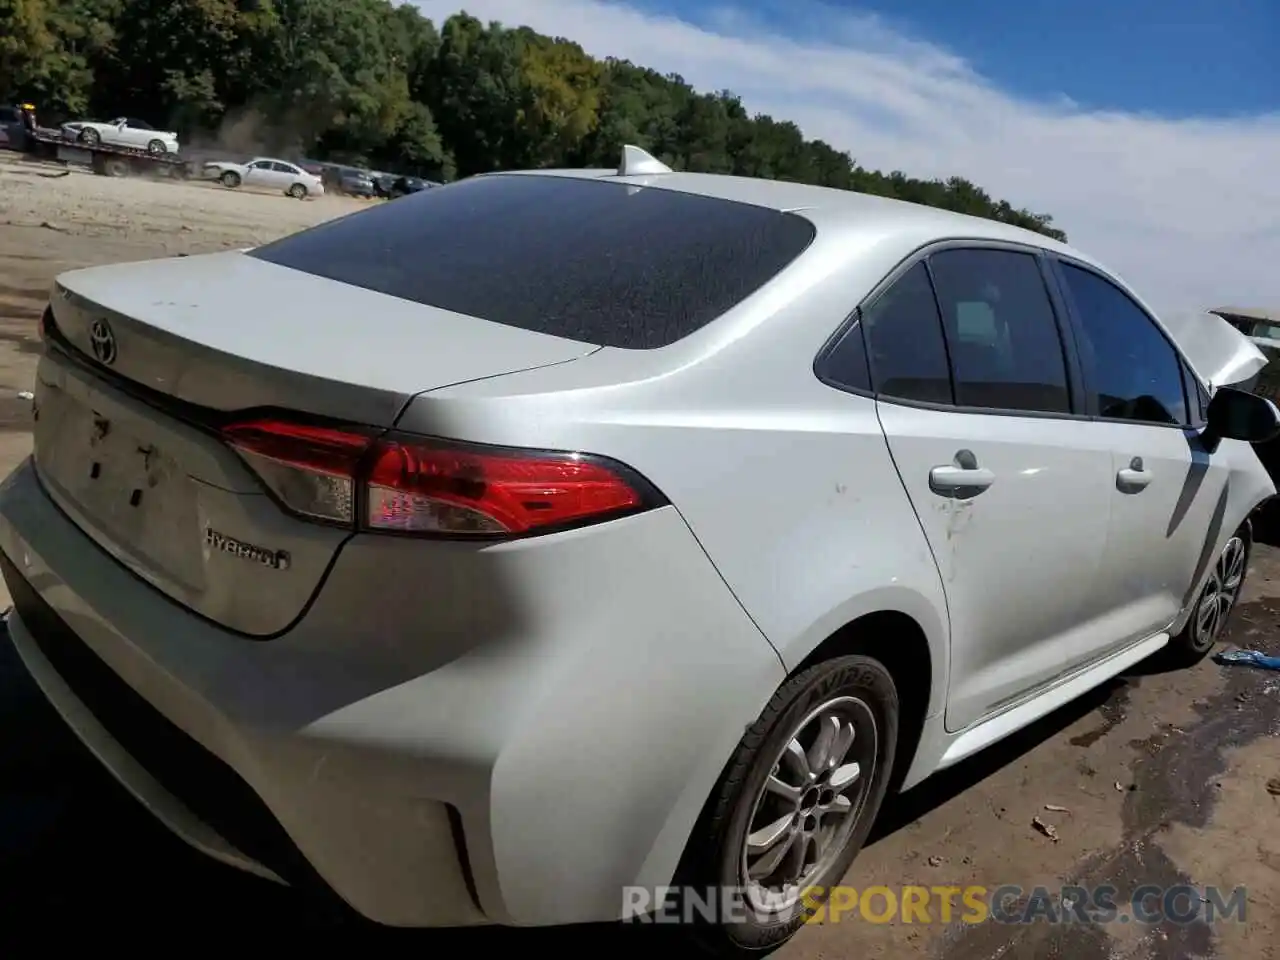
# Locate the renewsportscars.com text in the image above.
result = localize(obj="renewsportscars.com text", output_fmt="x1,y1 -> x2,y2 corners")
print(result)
622,883 -> 1247,926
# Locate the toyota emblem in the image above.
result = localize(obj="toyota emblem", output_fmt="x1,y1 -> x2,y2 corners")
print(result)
89,319 -> 117,365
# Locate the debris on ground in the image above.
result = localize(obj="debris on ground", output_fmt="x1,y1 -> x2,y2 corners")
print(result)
1267,778 -> 1280,797
1213,649 -> 1280,671
16,391 -> 33,401
927,855 -> 944,866
1044,804 -> 1070,814
1031,816 -> 1060,842
1114,780 -> 1125,792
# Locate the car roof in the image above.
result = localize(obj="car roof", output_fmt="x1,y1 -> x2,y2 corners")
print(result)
495,166 -> 1098,271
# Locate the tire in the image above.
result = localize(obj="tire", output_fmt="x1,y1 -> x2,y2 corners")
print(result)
680,654 -> 899,958
288,183 -> 307,199
220,171 -> 241,189
147,139 -> 166,155
1163,521 -> 1252,667
103,159 -> 130,178
78,127 -> 100,147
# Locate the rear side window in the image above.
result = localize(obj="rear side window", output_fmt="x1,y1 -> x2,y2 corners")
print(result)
251,174 -> 815,350
861,262 -> 953,405
929,249 -> 1071,414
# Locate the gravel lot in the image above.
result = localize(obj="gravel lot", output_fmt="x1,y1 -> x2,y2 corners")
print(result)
0,153 -> 1277,956
0,153 -> 364,435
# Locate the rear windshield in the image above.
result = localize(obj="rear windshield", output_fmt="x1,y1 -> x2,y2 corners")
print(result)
250,173 -> 815,349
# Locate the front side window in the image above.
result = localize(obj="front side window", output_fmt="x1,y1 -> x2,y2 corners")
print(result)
929,249 -> 1071,414
861,262 -> 952,405
1060,263 -> 1189,426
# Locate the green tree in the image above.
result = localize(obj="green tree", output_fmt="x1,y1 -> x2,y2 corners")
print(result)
0,0 -> 116,115
0,0 -> 1066,240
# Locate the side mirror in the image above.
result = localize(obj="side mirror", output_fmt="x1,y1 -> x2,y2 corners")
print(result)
1203,386 -> 1280,451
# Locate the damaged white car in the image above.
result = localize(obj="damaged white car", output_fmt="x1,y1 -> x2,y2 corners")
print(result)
3,154 -> 1278,956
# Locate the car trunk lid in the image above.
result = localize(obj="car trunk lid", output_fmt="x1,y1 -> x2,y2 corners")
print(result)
33,252 -> 597,635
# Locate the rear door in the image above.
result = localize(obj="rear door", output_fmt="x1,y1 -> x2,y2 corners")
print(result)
123,119 -> 153,147
268,162 -> 296,188
1052,259 -> 1232,645
868,245 -> 1118,732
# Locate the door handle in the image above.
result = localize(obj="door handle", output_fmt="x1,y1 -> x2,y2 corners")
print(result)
1116,456 -> 1153,492
929,449 -> 995,498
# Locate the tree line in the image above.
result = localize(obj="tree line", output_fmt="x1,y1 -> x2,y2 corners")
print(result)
0,0 -> 1066,240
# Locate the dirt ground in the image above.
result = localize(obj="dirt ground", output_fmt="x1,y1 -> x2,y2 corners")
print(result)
0,152 -> 1278,956
0,153 -> 363,433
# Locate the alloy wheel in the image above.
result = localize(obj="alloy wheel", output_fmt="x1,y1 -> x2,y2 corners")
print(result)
1193,535 -> 1247,650
739,695 -> 877,913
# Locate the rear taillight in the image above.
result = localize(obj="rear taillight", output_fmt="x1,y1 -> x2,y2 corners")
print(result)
220,418 -> 657,537
222,419 -> 374,525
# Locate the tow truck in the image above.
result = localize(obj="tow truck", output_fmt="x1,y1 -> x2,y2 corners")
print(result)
3,103 -> 188,179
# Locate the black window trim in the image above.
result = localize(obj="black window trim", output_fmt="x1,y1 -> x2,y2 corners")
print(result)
1046,254 -> 1200,432
813,237 -> 1090,422
1180,360 -> 1209,429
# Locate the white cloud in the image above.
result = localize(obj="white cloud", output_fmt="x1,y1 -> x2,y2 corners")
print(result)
413,0 -> 1280,313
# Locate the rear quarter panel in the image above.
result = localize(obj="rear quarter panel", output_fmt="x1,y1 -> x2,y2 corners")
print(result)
401,226 -> 953,719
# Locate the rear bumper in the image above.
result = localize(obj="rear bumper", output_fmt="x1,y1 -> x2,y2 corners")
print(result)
0,457 -> 782,927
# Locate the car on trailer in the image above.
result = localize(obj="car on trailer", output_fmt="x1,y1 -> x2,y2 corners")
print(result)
6,104 -> 186,178
61,117 -> 180,156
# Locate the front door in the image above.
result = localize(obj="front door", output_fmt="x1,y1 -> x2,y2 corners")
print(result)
1053,260 -> 1231,645
243,161 -> 274,190
862,247 -> 1118,732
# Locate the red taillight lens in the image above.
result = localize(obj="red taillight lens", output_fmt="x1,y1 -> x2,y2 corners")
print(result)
220,419 -> 653,537
364,438 -> 644,535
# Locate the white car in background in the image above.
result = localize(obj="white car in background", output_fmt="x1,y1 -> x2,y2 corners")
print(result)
61,117 -> 179,155
203,157 -> 324,199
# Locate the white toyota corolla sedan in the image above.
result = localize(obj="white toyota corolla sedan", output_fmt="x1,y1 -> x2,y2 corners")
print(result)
3,145 -> 1276,955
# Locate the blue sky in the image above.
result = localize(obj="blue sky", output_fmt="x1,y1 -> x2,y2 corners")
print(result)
639,0 -> 1279,116
417,0 -> 1280,312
